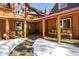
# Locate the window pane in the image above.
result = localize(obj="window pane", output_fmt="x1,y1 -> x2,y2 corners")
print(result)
15,3 -> 25,16
15,22 -> 24,30
63,19 -> 70,28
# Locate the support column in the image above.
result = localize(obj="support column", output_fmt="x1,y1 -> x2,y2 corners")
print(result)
5,19 -> 9,34
24,20 -> 27,38
57,16 -> 61,43
42,20 -> 45,37
5,19 -> 9,39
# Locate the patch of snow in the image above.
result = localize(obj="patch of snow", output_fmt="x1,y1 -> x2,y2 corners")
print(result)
32,38 -> 79,56
0,38 -> 24,56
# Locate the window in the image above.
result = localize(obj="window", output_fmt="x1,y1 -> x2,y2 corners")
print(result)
63,18 -> 71,29
1,3 -> 11,8
56,18 -> 71,29
14,3 -> 25,16
15,22 -> 24,30
59,3 -> 67,9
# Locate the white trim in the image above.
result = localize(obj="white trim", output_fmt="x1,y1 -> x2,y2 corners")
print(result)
56,18 -> 71,29
62,18 -> 71,29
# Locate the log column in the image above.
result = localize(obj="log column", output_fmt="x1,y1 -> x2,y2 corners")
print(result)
5,19 -> 9,39
5,19 -> 9,34
24,20 -> 27,38
57,16 -> 61,43
42,20 -> 45,37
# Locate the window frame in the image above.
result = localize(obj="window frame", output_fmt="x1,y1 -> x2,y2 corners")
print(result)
62,18 -> 71,29
56,18 -> 71,29
15,22 -> 24,30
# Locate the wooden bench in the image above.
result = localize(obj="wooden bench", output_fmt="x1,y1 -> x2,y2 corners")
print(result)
48,29 -> 72,39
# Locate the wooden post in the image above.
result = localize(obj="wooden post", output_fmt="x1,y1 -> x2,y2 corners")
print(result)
5,19 -> 9,34
24,4 -> 28,38
57,16 -> 61,43
24,20 -> 27,38
5,19 -> 9,39
42,20 -> 45,37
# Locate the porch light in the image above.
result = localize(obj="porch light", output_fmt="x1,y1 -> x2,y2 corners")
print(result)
60,25 -> 63,29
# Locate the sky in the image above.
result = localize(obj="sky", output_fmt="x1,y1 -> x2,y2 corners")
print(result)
31,3 -> 55,11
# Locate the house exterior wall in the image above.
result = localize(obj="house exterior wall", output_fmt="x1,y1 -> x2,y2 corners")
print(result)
0,19 -> 5,35
46,13 -> 79,39
39,21 -> 42,35
47,3 -> 79,39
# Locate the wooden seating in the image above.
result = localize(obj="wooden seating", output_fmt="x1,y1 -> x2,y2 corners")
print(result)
17,31 -> 23,37
9,31 -> 16,39
3,33 -> 9,40
48,29 -> 72,39
61,29 -> 72,39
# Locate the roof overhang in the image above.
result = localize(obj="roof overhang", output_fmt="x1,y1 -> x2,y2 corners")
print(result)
34,7 -> 79,21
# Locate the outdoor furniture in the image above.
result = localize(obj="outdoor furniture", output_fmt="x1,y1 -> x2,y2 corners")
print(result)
3,33 -> 9,40
61,29 -> 72,39
32,38 -> 79,56
48,29 -> 72,39
9,31 -> 16,39
17,31 -> 23,37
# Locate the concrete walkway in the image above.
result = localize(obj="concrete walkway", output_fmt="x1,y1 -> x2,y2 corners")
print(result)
0,38 -> 25,56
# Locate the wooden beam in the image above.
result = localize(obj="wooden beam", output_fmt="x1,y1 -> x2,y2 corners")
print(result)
5,19 -> 9,34
42,20 -> 45,37
5,19 -> 9,39
24,20 -> 27,38
57,16 -> 61,43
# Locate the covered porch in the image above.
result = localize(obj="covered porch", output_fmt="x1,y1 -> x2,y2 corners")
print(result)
0,16 -> 28,39
35,7 -> 79,43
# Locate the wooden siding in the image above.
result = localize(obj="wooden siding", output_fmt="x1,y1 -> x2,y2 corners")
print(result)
46,12 -> 79,39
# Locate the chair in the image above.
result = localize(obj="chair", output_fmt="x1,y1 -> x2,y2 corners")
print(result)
9,31 -> 16,39
17,31 -> 23,37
